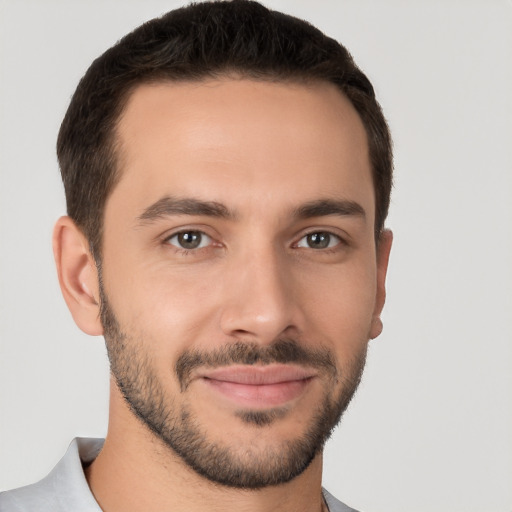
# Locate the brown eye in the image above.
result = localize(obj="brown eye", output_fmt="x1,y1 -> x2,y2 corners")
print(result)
167,231 -> 211,250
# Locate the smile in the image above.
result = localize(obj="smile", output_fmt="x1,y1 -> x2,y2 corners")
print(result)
197,364 -> 317,408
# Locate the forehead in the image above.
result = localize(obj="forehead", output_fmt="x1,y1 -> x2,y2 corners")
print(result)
111,78 -> 374,220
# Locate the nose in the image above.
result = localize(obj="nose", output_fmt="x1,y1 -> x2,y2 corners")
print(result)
219,245 -> 302,344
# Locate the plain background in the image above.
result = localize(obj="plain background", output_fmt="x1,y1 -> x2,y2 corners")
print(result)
0,1 -> 511,511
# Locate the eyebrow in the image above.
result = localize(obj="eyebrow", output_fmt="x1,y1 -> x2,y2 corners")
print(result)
293,199 -> 366,221
137,196 -> 366,225
137,196 -> 236,224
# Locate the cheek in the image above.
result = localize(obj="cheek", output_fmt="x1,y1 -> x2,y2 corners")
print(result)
104,257 -> 226,356
299,261 -> 377,346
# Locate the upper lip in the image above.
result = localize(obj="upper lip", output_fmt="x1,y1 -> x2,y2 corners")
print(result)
197,364 -> 317,385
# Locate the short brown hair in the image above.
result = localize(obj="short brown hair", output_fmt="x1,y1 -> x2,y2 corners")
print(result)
57,0 -> 392,260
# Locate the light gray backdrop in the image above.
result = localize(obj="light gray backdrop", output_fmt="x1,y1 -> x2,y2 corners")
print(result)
0,1 -> 511,511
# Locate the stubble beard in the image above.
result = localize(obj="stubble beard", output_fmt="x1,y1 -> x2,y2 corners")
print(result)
99,284 -> 368,489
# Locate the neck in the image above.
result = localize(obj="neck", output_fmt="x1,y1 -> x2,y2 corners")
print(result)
85,384 -> 326,512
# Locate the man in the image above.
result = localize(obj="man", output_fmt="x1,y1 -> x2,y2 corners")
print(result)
0,1 -> 392,511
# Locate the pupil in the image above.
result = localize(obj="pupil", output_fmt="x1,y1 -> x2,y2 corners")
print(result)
308,232 -> 329,249
178,231 -> 201,249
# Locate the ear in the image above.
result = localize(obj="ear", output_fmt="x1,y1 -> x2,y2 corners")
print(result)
53,216 -> 103,336
369,229 -> 393,340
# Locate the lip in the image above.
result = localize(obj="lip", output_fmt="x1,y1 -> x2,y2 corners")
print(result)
197,364 -> 316,408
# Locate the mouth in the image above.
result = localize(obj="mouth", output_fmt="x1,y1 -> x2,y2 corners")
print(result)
196,364 -> 317,409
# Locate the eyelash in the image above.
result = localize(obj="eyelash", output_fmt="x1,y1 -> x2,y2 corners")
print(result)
164,230 -> 215,254
163,228 -> 347,256
294,231 -> 344,251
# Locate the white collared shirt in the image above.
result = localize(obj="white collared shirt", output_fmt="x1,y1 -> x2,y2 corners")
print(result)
0,438 -> 357,512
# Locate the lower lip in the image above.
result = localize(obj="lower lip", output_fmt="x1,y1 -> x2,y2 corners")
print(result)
202,378 -> 313,408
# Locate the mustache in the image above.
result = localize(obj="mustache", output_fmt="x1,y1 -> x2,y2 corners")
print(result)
175,339 -> 338,391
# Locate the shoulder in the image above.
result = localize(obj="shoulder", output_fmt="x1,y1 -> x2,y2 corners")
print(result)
0,438 -> 103,512
0,479 -> 60,512
323,488 -> 360,512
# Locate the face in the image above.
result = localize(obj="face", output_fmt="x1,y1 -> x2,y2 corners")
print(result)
99,79 -> 389,488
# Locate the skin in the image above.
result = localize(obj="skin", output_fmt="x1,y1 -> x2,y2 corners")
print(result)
53,78 -> 392,512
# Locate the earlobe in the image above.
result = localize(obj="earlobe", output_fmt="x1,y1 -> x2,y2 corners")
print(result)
53,216 -> 103,336
370,316 -> 383,340
370,229 -> 393,340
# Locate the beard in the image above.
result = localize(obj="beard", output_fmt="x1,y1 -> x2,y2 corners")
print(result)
99,284 -> 367,489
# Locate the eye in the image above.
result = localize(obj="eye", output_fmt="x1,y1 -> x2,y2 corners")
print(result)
296,231 -> 341,249
166,230 -> 212,250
